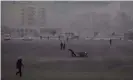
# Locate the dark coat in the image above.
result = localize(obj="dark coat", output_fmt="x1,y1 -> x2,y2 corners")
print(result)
16,59 -> 23,69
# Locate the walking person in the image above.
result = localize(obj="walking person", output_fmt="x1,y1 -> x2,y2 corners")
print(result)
48,36 -> 50,40
66,37 -> 69,42
16,57 -> 24,77
63,42 -> 66,50
60,41 -> 63,50
59,36 -> 61,40
120,37 -> 122,40
40,36 -> 42,40
109,38 -> 112,46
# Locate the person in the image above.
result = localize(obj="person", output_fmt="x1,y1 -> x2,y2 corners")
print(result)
109,38 -> 112,46
59,36 -> 61,40
63,42 -> 66,50
16,57 -> 24,77
48,36 -> 49,40
66,37 -> 69,42
40,36 -> 42,40
120,37 -> 122,40
60,41 -> 63,50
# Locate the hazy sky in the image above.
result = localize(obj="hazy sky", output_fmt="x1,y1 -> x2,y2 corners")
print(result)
1,1 -> 133,35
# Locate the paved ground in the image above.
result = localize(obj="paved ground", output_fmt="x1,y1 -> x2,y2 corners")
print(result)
1,39 -> 133,80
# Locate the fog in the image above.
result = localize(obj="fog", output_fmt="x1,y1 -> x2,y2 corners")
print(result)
1,1 -> 133,36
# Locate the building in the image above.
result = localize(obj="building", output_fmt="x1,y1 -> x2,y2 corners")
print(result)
21,6 -> 36,26
38,8 -> 45,26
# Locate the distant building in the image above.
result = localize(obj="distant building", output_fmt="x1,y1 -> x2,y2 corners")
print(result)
21,6 -> 36,26
38,8 -> 45,26
20,6 -> 46,28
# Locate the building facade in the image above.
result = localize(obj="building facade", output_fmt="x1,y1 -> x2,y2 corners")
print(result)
21,6 -> 36,26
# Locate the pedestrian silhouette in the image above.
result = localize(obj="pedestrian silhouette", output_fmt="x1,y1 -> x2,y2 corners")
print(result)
16,57 -> 24,77
48,36 -> 49,40
109,39 -> 112,46
59,36 -> 61,40
40,36 -> 42,40
63,42 -> 66,50
60,41 -> 63,50
66,37 -> 69,42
